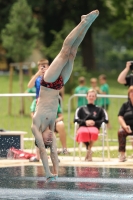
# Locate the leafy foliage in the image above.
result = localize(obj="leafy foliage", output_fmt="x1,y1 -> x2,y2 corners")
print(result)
28,0 -> 113,70
1,0 -> 39,62
43,20 -> 76,60
1,0 -> 133,70
0,0 -> 16,37
107,0 -> 133,48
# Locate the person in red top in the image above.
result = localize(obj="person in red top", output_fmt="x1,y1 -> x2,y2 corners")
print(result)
28,10 -> 99,182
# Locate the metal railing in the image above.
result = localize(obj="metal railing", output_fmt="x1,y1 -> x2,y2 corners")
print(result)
0,92 -> 128,145
0,92 -> 62,131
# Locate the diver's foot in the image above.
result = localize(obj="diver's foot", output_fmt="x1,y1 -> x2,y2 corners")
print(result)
81,10 -> 99,23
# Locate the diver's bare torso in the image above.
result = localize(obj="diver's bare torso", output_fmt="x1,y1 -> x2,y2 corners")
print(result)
33,86 -> 59,131
37,86 -> 59,113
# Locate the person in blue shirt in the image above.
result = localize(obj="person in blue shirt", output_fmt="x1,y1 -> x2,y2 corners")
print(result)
29,59 -> 49,99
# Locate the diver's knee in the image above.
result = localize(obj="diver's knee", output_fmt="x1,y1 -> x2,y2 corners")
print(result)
31,122 -> 36,130
31,123 -> 39,136
39,146 -> 46,154
31,124 -> 34,132
69,48 -> 77,60
60,46 -> 71,59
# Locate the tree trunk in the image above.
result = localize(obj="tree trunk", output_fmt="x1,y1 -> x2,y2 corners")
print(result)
19,63 -> 25,115
81,29 -> 95,71
8,65 -> 13,115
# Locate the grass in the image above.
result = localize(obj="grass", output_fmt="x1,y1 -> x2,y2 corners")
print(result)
0,70 -> 131,156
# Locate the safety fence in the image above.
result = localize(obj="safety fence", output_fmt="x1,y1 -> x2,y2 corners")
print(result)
0,93 -> 128,148
0,93 -> 63,149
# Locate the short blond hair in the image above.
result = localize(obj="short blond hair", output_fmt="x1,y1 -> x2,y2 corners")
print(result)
99,74 -> 106,80
90,78 -> 97,83
87,89 -> 97,97
78,76 -> 86,83
37,59 -> 49,66
128,86 -> 133,96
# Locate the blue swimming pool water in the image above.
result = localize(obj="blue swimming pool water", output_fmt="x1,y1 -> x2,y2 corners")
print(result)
0,166 -> 133,200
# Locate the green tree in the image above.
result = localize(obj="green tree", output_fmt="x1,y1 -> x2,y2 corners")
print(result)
43,20 -> 76,60
28,0 -> 112,70
93,0 -> 133,71
1,0 -> 39,62
93,29 -> 133,71
0,0 -> 17,37
108,0 -> 133,48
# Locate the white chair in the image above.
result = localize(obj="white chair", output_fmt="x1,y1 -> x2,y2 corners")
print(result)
73,109 -> 110,162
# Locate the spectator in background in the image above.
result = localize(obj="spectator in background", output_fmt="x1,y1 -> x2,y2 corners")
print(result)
59,86 -> 65,101
117,61 -> 133,87
25,85 -> 36,105
89,77 -> 100,105
98,74 -> 110,111
118,86 -> 133,162
59,86 -> 65,106
117,61 -> 133,152
25,86 -> 36,100
74,89 -> 106,161
28,59 -> 49,99
74,76 -> 89,107
54,103 -> 69,155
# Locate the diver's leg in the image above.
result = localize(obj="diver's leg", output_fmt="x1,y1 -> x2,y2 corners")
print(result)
44,10 -> 99,83
61,24 -> 93,84
49,122 -> 59,176
31,117 -> 53,178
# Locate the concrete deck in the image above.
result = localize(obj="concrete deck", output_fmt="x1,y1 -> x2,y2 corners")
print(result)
0,146 -> 133,169
0,156 -> 133,169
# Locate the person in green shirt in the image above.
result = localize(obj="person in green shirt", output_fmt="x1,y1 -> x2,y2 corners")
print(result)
74,76 -> 89,107
25,86 -> 36,100
98,74 -> 110,111
89,77 -> 100,106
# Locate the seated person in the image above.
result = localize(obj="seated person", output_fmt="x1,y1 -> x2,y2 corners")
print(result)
118,86 -> 133,162
59,86 -> 65,105
54,102 -> 69,155
30,100 -> 69,162
117,61 -> 133,149
74,89 -> 106,161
